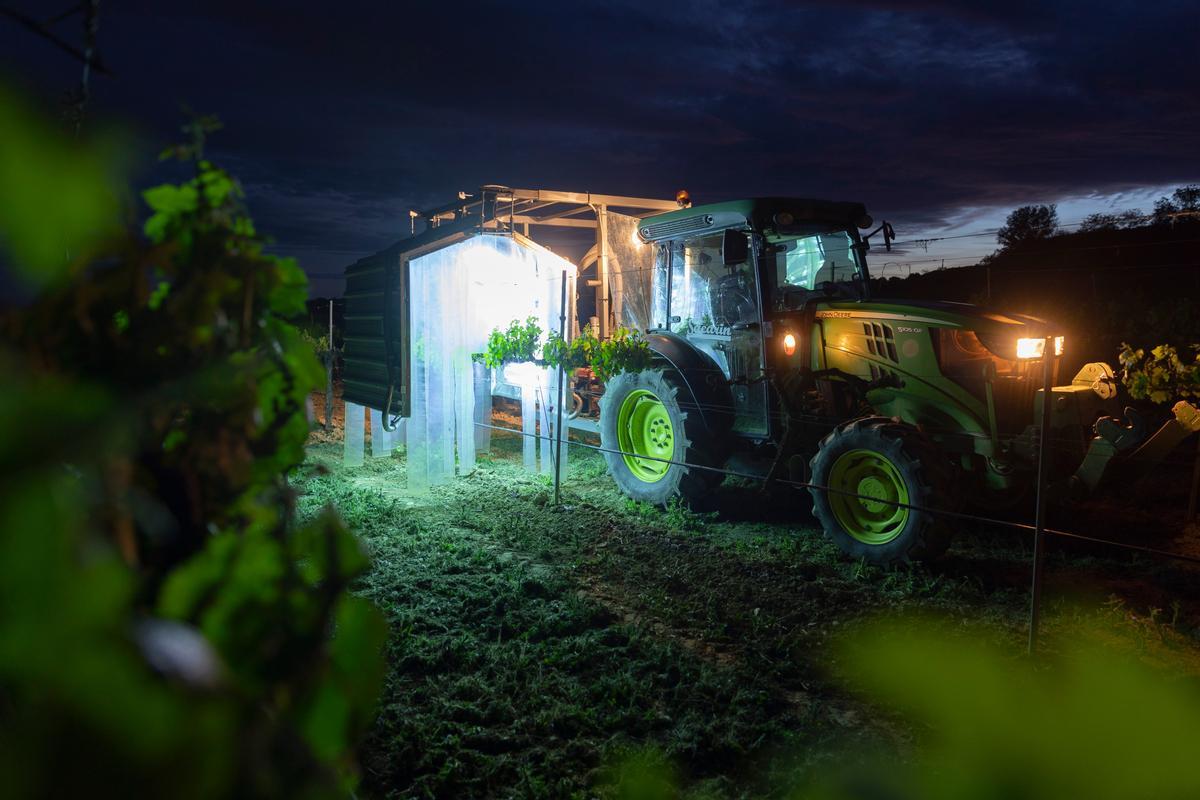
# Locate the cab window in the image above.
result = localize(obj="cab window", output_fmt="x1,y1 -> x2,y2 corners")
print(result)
769,230 -> 860,308
669,233 -> 759,331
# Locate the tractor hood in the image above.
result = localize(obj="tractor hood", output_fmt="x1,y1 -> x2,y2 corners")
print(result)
820,298 -> 1054,336
815,298 -> 1062,363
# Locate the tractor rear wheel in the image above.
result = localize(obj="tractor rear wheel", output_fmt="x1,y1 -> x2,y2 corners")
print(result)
808,417 -> 952,565
600,368 -> 725,507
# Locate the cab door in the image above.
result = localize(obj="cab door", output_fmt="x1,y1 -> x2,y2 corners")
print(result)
664,231 -> 768,437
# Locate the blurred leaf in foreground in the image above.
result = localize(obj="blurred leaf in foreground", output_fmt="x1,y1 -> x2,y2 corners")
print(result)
809,619 -> 1200,800
0,85 -> 122,285
0,83 -> 384,798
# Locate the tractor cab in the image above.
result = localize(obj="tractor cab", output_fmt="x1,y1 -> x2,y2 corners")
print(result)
639,198 -> 874,438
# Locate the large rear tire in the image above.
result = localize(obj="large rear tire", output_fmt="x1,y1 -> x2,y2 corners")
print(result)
600,368 -> 725,507
808,417 -> 952,565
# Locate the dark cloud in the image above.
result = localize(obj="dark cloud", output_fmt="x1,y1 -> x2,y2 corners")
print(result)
2,0 -> 1196,293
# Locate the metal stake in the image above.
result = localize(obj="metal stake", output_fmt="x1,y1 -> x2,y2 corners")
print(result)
325,298 -> 335,432
1187,435 -> 1200,521
1028,335 -> 1055,655
553,269 -> 568,506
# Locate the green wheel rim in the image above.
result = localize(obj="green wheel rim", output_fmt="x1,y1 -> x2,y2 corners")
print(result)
617,389 -> 674,482
827,448 -> 910,544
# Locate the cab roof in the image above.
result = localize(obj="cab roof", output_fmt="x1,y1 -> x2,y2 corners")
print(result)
637,197 -> 870,242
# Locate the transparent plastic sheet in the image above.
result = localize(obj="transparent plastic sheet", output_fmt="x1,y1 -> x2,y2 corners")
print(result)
521,380 -> 537,471
538,367 -> 568,476
343,402 -> 365,467
369,408 -> 396,457
606,211 -> 656,331
472,361 -> 492,454
407,234 -> 575,487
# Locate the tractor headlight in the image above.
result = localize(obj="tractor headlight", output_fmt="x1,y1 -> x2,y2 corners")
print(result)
782,332 -> 797,356
1016,338 -> 1044,359
1016,336 -> 1065,359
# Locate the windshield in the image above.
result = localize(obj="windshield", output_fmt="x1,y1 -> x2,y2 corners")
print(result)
767,230 -> 865,309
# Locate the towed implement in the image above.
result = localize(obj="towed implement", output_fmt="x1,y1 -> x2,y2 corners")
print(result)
598,197 -> 1200,564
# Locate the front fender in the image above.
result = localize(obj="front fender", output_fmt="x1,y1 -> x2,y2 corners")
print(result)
644,332 -> 734,436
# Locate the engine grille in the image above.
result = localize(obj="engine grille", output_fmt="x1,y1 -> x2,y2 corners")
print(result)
862,322 -> 898,362
991,374 -> 1038,434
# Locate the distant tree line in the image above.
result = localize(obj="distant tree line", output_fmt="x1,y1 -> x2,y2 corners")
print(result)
995,185 -> 1200,249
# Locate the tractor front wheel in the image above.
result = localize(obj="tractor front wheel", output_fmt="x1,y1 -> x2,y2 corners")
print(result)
600,368 -> 725,507
809,418 -> 952,565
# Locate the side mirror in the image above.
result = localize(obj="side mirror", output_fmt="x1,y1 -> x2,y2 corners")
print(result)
722,229 -> 749,266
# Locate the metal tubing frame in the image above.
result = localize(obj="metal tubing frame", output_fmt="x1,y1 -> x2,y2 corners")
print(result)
554,269 -> 568,505
596,204 -> 610,339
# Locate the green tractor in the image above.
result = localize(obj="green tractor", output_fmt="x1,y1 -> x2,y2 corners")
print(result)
598,197 -> 1200,564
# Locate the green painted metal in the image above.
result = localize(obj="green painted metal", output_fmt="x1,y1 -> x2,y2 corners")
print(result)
827,448 -> 911,544
633,196 -> 1090,499
639,199 -> 755,232
617,389 -> 674,482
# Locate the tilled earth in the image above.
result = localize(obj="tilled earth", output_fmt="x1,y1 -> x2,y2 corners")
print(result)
296,407 -> 1200,799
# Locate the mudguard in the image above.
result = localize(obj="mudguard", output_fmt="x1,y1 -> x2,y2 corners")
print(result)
644,332 -> 735,437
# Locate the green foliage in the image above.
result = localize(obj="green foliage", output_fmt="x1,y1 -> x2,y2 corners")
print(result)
481,315 -> 542,367
0,94 -> 383,797
0,85 -> 122,285
807,620 -> 1200,800
299,325 -> 336,358
481,317 -> 652,382
587,326 -> 653,382
1118,342 -> 1200,402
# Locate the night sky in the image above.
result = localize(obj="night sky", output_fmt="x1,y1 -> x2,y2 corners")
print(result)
4,1 -> 1197,296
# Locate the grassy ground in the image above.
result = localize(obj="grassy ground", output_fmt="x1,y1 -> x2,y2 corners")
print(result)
295,403 -> 1200,798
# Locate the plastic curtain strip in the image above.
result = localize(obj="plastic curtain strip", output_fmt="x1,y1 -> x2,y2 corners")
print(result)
343,402 -> 365,467
407,234 -> 576,489
606,211 -> 656,331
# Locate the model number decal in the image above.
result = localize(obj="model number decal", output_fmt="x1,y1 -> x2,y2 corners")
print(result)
896,326 -> 923,333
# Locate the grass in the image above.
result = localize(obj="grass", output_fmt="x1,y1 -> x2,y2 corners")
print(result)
295,425 -> 1200,798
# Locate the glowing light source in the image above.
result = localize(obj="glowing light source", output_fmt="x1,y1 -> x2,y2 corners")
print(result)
1016,338 -> 1044,359
1016,336 -> 1065,359
782,332 -> 797,356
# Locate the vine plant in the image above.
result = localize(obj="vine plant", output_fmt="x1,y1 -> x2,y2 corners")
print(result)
0,92 -> 383,798
479,317 -> 652,382
1119,343 -> 1200,403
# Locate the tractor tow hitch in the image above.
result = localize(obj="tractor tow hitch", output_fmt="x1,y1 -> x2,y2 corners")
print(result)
1071,401 -> 1200,497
